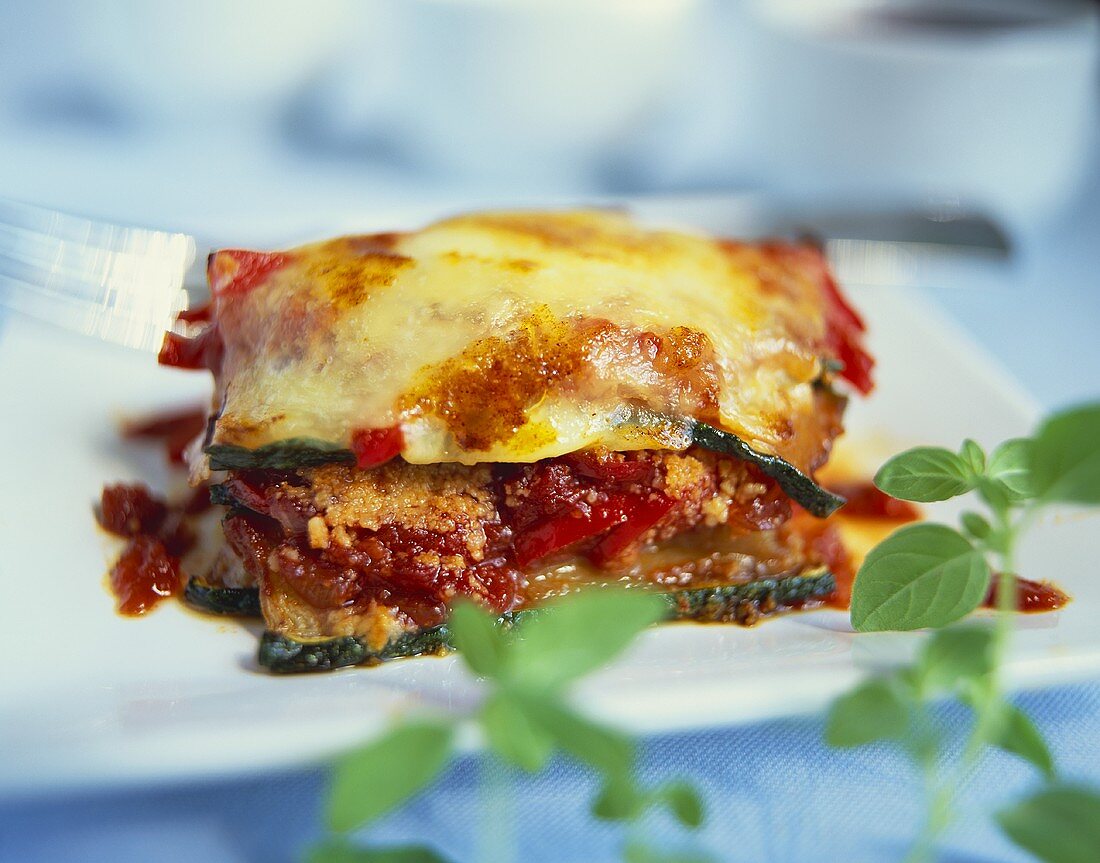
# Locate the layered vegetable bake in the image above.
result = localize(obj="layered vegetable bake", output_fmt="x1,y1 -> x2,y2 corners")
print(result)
99,210 -> 889,672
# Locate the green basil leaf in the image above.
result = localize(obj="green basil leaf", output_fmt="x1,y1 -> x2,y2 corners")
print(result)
591,773 -> 647,822
624,843 -> 714,863
850,524 -> 992,631
656,780 -> 706,828
509,589 -> 665,689
479,692 -> 553,773
1031,403 -> 1100,504
959,511 -> 992,541
977,478 -> 1013,517
449,601 -> 506,679
918,624 -> 996,691
989,703 -> 1055,780
308,841 -> 452,863
874,447 -> 974,502
959,439 -> 986,474
516,690 -> 634,777
825,677 -> 910,747
904,722 -> 942,768
327,721 -> 455,832
997,785 -> 1100,863
987,438 -> 1036,501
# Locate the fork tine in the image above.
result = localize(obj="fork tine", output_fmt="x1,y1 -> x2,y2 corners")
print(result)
0,248 -> 191,308
0,197 -> 194,254
0,222 -> 194,283
0,270 -> 185,352
0,197 -> 197,351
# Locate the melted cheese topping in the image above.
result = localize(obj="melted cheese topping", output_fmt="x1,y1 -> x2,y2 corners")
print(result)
206,210 -> 835,470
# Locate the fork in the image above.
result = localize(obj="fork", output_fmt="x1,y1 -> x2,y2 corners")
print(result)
0,194 -> 1013,354
0,197 -> 197,352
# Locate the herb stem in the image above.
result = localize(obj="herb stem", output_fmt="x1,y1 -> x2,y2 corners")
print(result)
478,752 -> 516,863
905,755 -> 953,863
907,503 -> 1032,860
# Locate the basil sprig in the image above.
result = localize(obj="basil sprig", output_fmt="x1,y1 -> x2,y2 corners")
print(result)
829,402 -> 1100,863
314,589 -> 709,863
302,402 -> 1100,863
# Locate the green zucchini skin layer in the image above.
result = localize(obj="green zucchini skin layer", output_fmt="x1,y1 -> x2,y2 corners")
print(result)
257,570 -> 836,674
207,484 -> 238,507
204,415 -> 844,518
690,422 -> 845,518
259,626 -> 452,673
183,578 -> 263,617
663,571 -> 836,623
206,438 -> 355,471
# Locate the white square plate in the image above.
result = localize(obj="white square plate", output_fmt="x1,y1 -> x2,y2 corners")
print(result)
2,203 -> 1097,798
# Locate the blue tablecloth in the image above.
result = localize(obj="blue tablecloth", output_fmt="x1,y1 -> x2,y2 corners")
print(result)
0,125 -> 1097,863
4,685 -> 1099,863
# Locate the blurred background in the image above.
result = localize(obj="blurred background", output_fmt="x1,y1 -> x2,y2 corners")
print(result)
0,0 -> 1097,405
0,0 -> 1096,239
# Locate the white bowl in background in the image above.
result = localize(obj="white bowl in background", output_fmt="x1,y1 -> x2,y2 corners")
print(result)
741,0 -> 1100,225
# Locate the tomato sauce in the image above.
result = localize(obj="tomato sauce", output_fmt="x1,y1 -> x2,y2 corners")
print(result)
110,536 -> 180,615
123,406 -> 207,464
828,481 -> 921,521
820,481 -> 1069,614
210,448 -> 796,624
98,483 -> 201,615
984,574 -> 1069,613
816,481 -> 919,607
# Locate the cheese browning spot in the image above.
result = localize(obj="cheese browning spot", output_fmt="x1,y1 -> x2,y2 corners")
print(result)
405,308 -> 722,452
308,247 -> 414,309
459,211 -> 680,264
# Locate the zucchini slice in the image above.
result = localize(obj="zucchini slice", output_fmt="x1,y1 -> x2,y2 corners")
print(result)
259,625 -> 452,673
257,570 -> 836,673
609,406 -> 844,518
690,422 -> 845,518
203,411 -> 844,519
183,577 -> 262,616
206,438 -> 354,471
664,570 -> 835,623
207,483 -> 238,507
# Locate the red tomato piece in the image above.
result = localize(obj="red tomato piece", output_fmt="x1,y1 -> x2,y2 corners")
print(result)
828,324 -> 875,396
589,494 -> 675,566
208,250 -> 293,297
351,426 -> 404,469
175,303 -> 212,324
828,481 -> 920,521
157,326 -> 224,372
817,262 -> 874,394
564,451 -> 653,483
514,500 -> 624,568
514,492 -> 673,568
820,270 -> 866,334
